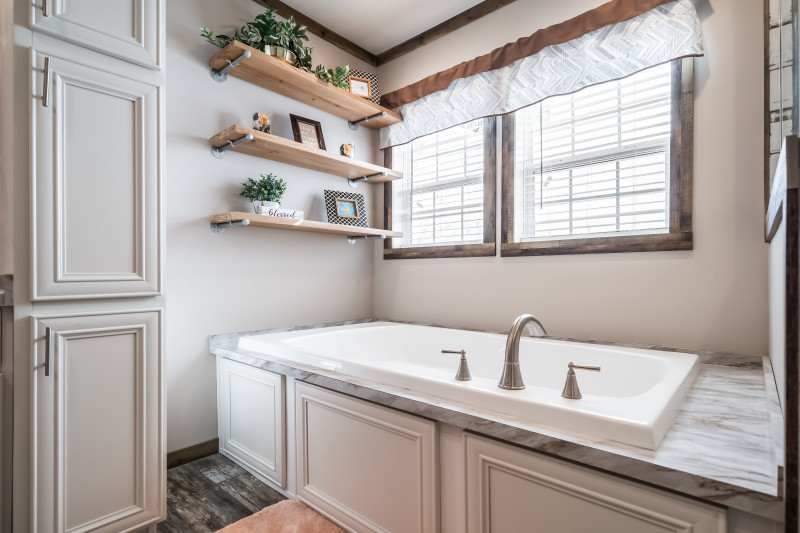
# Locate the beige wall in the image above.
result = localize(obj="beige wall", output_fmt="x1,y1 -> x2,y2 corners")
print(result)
165,0 -> 379,452
374,0 -> 769,356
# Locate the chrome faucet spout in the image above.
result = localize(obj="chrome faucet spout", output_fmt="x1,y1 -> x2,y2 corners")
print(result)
499,314 -> 547,390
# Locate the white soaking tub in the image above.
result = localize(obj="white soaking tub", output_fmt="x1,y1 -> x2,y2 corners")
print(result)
238,321 -> 699,450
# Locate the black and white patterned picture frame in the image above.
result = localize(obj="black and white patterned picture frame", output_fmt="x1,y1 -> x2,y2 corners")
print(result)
349,69 -> 380,106
324,190 -> 368,227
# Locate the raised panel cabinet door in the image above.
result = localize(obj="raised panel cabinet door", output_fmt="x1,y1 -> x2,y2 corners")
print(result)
295,382 -> 439,533
30,0 -> 162,69
32,310 -> 164,533
465,434 -> 725,533
217,358 -> 286,488
31,45 -> 162,300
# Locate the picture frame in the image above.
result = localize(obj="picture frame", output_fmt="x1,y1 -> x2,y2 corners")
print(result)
290,114 -> 326,150
324,190 -> 368,227
335,197 -> 359,219
349,69 -> 380,105
348,75 -> 372,99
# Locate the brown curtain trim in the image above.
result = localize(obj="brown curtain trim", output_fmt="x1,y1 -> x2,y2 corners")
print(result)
380,0 -> 676,110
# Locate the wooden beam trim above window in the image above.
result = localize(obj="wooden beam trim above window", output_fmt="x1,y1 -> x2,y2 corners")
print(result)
375,0 -> 518,66
251,0 -> 378,66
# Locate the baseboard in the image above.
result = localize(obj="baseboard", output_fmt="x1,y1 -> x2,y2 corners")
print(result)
166,438 -> 219,469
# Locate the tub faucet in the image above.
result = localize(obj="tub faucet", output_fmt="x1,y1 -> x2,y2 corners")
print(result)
500,314 -> 547,390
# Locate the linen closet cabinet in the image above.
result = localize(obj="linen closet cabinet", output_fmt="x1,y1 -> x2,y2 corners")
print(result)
17,1 -> 166,532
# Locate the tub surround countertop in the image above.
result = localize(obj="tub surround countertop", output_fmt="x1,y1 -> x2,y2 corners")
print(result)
209,319 -> 783,521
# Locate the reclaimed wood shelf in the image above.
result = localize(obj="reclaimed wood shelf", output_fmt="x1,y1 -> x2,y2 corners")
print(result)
210,125 -> 402,184
209,212 -> 402,239
209,42 -> 402,129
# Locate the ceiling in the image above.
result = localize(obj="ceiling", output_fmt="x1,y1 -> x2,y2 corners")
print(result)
279,0 -> 486,54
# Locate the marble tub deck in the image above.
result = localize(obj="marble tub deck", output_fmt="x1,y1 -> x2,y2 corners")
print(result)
209,319 -> 784,521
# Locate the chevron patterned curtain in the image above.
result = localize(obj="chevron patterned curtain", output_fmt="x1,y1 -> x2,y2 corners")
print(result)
379,0 -> 703,149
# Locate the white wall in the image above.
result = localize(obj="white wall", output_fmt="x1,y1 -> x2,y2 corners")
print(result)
165,0 -> 379,452
374,0 -> 769,356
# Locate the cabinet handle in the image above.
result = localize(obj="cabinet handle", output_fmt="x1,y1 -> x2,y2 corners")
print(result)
42,0 -> 48,17
42,57 -> 51,108
44,326 -> 52,377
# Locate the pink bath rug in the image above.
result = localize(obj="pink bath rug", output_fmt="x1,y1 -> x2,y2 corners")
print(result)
216,500 -> 345,533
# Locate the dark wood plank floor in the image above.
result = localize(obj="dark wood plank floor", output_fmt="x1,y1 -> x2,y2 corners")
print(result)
157,453 -> 286,532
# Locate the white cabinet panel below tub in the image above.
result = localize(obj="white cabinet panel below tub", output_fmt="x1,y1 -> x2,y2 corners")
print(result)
217,358 -> 286,488
295,382 -> 439,533
465,434 -> 725,533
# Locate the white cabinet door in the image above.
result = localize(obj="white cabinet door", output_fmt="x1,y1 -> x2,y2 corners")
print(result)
295,382 -> 439,533
30,0 -> 162,69
32,310 -> 164,533
217,358 -> 286,488
31,43 -> 162,301
465,434 -> 725,533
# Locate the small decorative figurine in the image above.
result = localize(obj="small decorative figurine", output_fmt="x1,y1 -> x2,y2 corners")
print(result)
340,143 -> 354,158
252,112 -> 271,133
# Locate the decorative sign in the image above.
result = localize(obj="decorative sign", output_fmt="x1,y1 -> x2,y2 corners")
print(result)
290,114 -> 326,150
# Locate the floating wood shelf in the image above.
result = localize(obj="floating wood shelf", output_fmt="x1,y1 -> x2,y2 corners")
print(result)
209,42 -> 403,130
209,125 -> 402,184
209,212 -> 402,240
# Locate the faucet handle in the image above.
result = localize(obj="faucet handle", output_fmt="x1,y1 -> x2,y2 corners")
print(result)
562,362 -> 601,399
569,362 -> 600,372
442,349 -> 471,381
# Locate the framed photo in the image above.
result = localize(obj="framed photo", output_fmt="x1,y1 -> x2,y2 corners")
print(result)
324,190 -> 367,227
290,114 -> 326,150
348,75 -> 372,99
350,69 -> 380,105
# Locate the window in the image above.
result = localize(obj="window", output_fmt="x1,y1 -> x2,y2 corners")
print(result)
502,59 -> 693,256
384,118 -> 496,259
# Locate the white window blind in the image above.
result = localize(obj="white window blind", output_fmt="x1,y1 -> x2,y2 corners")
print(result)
392,120 -> 485,247
514,62 -> 673,241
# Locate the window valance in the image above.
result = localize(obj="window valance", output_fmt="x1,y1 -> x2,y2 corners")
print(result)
379,0 -> 703,149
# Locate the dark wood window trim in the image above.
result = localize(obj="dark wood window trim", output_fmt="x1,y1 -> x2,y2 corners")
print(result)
501,58 -> 694,257
383,117 -> 497,260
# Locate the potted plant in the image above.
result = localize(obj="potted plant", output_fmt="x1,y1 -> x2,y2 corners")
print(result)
240,174 -> 287,214
314,64 -> 350,90
201,9 -> 309,66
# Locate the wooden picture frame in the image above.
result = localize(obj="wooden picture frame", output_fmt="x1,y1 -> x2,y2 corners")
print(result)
290,114 -> 326,150
335,197 -> 359,219
348,75 -> 372,99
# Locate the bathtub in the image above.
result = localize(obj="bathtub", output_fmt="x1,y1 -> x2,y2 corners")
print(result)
237,321 -> 700,450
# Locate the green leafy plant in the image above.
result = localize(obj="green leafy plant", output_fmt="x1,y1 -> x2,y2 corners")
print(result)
201,10 -> 311,69
240,174 -> 287,210
201,10 -> 352,88
314,64 -> 350,90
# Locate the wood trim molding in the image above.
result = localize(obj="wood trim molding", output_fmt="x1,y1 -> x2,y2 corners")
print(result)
251,0 -> 517,67
375,0 -> 517,66
166,439 -> 220,469
251,0 -> 377,66
500,59 -> 694,257
382,117 -> 498,260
